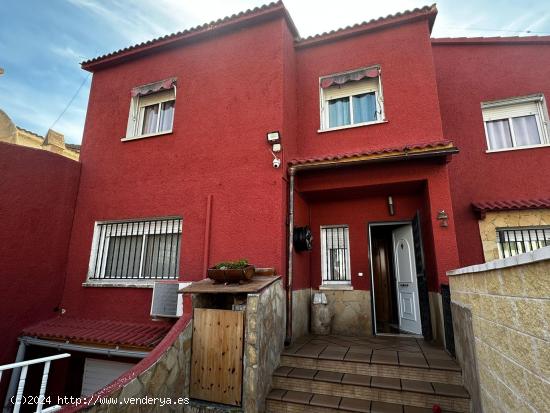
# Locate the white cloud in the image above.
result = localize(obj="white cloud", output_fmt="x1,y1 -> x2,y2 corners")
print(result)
51,45 -> 86,63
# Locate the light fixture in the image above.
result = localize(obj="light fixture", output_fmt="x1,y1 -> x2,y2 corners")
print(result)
266,131 -> 281,144
387,195 -> 395,216
437,210 -> 449,227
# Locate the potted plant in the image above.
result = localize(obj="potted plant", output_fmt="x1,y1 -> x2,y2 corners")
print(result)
207,259 -> 255,283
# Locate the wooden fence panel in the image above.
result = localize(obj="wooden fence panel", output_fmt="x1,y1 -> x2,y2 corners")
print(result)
190,308 -> 244,406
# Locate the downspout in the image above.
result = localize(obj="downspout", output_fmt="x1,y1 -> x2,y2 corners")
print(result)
285,167 -> 296,345
202,194 -> 213,275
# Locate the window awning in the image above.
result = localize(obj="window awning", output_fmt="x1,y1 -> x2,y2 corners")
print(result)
320,67 -> 379,89
131,77 -> 177,97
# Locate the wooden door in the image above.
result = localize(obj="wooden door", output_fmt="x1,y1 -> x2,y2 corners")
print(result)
372,236 -> 393,323
190,308 -> 244,406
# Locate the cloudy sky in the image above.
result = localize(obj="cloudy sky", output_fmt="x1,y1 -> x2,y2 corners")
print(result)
1,0 -> 549,144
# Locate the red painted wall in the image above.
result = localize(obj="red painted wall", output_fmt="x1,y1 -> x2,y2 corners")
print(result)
294,159 -> 459,291
294,19 -> 443,160
0,143 -> 80,392
61,18 -> 290,322
308,191 -> 425,290
432,41 -> 550,266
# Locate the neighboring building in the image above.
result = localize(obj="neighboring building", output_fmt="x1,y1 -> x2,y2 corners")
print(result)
1,2 -> 549,412
0,109 -> 80,160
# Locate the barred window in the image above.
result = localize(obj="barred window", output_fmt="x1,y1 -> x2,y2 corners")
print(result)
497,226 -> 550,258
88,217 -> 182,281
320,225 -> 351,284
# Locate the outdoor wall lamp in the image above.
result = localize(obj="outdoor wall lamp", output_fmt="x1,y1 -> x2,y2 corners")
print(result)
387,195 -> 395,216
437,210 -> 449,227
266,131 -> 281,144
267,131 -> 282,168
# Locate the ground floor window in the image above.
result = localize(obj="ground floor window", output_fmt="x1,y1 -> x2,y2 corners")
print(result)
497,226 -> 550,258
320,225 -> 351,284
87,217 -> 182,282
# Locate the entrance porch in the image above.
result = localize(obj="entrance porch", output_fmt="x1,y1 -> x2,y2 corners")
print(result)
288,142 -> 460,345
268,334 -> 470,412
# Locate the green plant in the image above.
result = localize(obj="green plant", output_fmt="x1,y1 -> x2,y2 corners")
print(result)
213,259 -> 249,270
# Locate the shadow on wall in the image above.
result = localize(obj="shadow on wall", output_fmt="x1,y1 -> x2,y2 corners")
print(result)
0,142 -> 81,399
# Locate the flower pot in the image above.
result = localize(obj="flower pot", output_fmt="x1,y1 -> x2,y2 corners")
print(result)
207,265 -> 255,284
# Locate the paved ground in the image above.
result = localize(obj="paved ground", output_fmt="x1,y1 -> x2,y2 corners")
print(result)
282,334 -> 460,371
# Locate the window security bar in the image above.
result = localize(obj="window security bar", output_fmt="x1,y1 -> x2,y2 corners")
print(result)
89,217 -> 182,280
497,226 -> 550,258
0,353 -> 70,413
321,226 -> 351,282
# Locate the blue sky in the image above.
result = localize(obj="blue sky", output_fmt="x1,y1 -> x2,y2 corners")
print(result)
0,0 -> 549,144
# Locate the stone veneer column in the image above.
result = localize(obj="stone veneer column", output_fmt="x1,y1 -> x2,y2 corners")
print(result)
242,279 -> 285,413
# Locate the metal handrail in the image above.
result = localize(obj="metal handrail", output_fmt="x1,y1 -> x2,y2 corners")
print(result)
0,353 -> 70,413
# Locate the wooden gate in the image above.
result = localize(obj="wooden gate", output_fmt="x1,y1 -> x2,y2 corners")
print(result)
190,308 -> 244,406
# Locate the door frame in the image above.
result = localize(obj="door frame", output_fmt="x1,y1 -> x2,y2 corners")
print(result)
368,220 -> 412,336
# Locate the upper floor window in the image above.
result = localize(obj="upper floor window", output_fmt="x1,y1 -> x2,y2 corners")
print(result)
319,66 -> 384,131
482,94 -> 549,152
123,78 -> 177,141
87,217 -> 182,283
320,225 -> 351,284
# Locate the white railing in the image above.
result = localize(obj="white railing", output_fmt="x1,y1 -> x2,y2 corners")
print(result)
0,353 -> 70,413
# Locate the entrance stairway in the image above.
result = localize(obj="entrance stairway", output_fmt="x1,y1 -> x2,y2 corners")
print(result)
266,335 -> 470,413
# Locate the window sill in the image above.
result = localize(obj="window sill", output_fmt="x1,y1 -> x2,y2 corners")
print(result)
486,143 -> 550,153
83,281 -> 155,288
319,284 -> 353,291
121,130 -> 173,142
318,120 -> 387,133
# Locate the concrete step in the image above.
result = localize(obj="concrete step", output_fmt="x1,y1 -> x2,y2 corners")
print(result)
266,390 -> 460,413
280,343 -> 462,385
271,367 -> 469,413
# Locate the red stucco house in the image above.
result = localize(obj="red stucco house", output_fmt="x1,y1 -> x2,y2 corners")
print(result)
2,2 -> 549,411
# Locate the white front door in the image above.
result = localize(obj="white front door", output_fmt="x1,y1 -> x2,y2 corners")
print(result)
392,224 -> 422,334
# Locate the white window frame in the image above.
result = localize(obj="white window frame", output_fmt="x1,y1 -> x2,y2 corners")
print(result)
319,66 -> 385,132
122,87 -> 176,142
482,94 -> 550,153
320,225 -> 352,285
86,217 -> 182,286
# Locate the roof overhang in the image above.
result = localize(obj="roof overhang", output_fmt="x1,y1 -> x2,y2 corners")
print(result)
289,141 -> 458,174
81,1 -> 299,72
472,199 -> 550,220
295,4 -> 437,49
19,336 -> 149,359
432,36 -> 550,46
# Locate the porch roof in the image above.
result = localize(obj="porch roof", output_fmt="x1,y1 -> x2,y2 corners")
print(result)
20,317 -> 172,350
472,198 -> 550,219
288,140 -> 457,171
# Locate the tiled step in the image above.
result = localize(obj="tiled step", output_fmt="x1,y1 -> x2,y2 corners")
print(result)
271,367 -> 469,413
281,341 -> 462,385
266,389 -> 457,413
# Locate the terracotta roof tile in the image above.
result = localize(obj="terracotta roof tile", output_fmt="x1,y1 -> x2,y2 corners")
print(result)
432,36 -> 550,45
296,4 -> 437,48
82,2 -> 438,69
472,199 -> 550,218
81,1 -> 297,70
21,317 -> 172,350
289,140 -> 456,167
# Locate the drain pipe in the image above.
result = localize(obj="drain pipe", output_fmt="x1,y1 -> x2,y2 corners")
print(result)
285,167 -> 296,346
